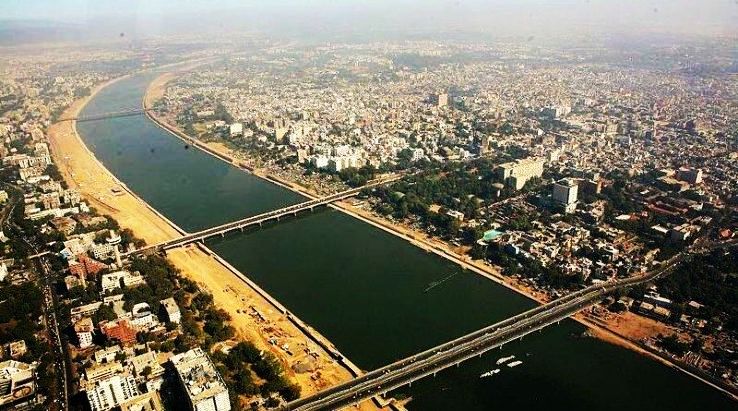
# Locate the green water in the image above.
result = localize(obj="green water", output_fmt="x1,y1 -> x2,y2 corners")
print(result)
76,74 -> 736,410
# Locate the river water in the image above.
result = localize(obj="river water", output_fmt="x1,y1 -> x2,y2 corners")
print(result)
77,73 -> 735,410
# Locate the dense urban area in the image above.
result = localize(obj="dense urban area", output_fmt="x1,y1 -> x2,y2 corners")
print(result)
0,20 -> 737,411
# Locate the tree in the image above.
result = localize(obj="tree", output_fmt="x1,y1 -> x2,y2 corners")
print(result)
92,304 -> 117,324
280,383 -> 301,401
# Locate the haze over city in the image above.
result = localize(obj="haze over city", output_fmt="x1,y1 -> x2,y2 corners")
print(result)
1,0 -> 738,42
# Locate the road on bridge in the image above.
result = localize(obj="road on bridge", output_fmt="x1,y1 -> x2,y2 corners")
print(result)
279,251 -> 688,411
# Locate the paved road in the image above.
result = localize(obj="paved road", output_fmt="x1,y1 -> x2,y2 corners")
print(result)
59,108 -> 150,122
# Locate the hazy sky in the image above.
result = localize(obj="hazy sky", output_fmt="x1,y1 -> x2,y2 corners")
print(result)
1,0 -> 736,40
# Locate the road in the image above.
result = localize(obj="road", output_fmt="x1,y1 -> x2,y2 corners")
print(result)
6,220 -> 71,411
34,256 -> 70,411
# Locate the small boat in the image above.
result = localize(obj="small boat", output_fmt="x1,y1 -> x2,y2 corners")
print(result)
479,369 -> 501,378
496,355 -> 515,365
507,360 -> 523,368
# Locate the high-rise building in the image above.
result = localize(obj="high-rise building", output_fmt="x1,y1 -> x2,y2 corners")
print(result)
552,178 -> 579,213
171,348 -> 231,411
437,93 -> 448,108
160,297 -> 181,324
86,375 -> 139,411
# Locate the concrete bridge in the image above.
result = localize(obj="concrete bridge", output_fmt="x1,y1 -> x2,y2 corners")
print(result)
59,108 -> 151,123
278,253 -> 687,411
122,176 -> 400,258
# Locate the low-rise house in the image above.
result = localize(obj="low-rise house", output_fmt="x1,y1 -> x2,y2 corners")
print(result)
100,319 -> 138,346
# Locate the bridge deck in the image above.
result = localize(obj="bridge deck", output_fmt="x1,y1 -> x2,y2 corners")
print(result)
59,108 -> 150,122
279,254 -> 686,410
122,176 -> 400,257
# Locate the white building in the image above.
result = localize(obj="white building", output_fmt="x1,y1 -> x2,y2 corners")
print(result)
411,148 -> 425,162
229,123 -> 243,137
160,298 -> 181,324
496,158 -> 544,190
100,271 -> 145,295
0,360 -> 36,407
310,155 -> 329,169
92,243 -> 115,260
328,155 -> 360,172
171,348 -> 231,411
86,375 -> 139,411
74,317 -> 95,349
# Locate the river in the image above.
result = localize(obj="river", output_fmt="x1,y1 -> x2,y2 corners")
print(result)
76,73 -> 735,410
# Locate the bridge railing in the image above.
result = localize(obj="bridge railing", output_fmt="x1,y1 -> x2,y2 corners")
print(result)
59,108 -> 151,122
280,254 -> 691,411
123,175 -> 401,257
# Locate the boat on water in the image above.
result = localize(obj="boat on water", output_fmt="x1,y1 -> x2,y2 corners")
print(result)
479,369 -> 501,378
507,360 -> 523,368
496,355 -> 515,365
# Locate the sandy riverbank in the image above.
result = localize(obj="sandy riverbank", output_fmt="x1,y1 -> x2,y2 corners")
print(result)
47,76 -> 385,410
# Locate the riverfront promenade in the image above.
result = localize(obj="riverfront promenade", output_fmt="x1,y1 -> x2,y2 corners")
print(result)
47,74 -> 386,410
